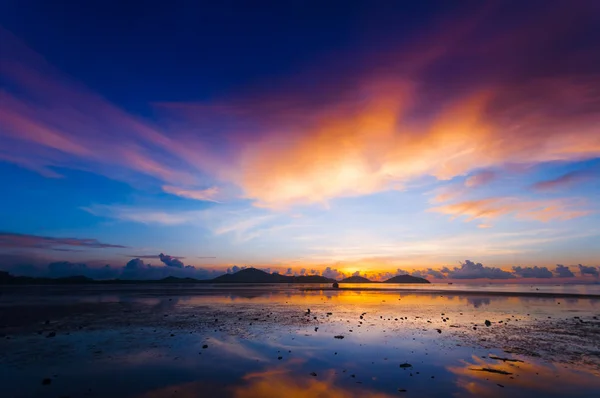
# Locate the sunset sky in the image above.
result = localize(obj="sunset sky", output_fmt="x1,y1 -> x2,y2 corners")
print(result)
1,1 -> 599,281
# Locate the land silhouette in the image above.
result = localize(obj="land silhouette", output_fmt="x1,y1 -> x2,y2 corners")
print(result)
0,268 -> 430,285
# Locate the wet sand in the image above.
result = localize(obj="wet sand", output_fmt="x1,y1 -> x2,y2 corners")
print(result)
1,285 -> 599,397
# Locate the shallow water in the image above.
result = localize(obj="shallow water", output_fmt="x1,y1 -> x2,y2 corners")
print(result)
1,285 -> 599,397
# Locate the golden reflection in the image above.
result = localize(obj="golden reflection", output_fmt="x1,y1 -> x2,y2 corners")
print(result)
448,355 -> 600,397
232,366 -> 394,398
138,362 -> 396,398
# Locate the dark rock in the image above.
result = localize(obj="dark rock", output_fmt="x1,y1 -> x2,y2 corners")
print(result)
310,372 -> 317,377
42,378 -> 52,385
202,344 -> 208,349
332,282 -> 339,289
436,329 -> 442,334
46,332 -> 56,338
485,320 -> 492,327
399,363 -> 412,368
334,335 -> 344,339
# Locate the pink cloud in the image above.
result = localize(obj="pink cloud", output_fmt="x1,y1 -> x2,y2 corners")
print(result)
532,169 -> 596,192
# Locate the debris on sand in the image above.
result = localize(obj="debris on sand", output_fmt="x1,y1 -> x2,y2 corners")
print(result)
470,367 -> 512,375
310,372 -> 317,377
334,335 -> 345,339
42,378 -> 51,385
485,320 -> 492,327
489,355 -> 524,363
399,363 -> 413,368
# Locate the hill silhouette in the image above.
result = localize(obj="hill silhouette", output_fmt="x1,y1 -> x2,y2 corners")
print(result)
0,268 -> 336,285
339,275 -> 372,283
211,268 -> 335,283
383,274 -> 430,284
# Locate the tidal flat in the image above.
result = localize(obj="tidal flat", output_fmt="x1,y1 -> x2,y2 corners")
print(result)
1,284 -> 599,398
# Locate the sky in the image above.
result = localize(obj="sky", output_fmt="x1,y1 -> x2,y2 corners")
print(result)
1,1 -> 599,281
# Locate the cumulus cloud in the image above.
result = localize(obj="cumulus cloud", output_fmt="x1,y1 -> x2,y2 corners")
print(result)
554,264 -> 575,278
227,265 -> 241,274
512,266 -> 553,278
578,264 -> 599,277
321,267 -> 346,280
425,268 -> 446,279
445,260 -> 515,279
158,253 -> 184,268
0,232 -> 125,250
45,261 -> 119,279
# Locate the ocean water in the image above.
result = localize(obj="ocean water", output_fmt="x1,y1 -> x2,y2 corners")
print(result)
1,285 -> 599,397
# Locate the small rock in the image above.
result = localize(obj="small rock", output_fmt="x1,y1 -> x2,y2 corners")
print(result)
202,344 -> 208,349
399,363 -> 412,368
42,378 -> 52,385
436,329 -> 442,334
485,320 -> 492,327
334,335 -> 345,339
310,372 -> 317,377
46,332 -> 56,338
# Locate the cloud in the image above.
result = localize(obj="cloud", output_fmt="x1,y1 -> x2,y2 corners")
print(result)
465,171 -> 496,188
578,264 -> 599,277
162,185 -> 220,202
425,268 -> 446,279
82,205 -> 205,225
554,264 -> 575,278
227,265 -> 247,274
532,169 -> 596,192
126,254 -> 185,259
445,260 -> 515,279
46,261 -> 119,279
158,253 -> 184,268
321,267 -> 346,280
0,232 -> 125,250
2,3 -> 599,210
430,197 -> 590,223
512,266 -> 553,278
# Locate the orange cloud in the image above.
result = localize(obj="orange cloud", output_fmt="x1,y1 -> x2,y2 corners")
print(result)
430,197 -> 590,223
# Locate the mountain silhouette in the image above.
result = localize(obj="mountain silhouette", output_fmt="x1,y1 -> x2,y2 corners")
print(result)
383,275 -> 430,284
339,275 -> 372,283
211,268 -> 335,283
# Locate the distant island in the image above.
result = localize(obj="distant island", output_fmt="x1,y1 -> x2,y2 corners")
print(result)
339,275 -> 372,283
0,268 -> 429,285
339,274 -> 430,284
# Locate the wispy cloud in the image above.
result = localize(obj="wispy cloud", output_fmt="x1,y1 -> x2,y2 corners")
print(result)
162,185 -> 221,202
430,197 -> 590,223
532,169 -> 596,192
0,232 -> 125,250
2,2 -> 599,210
81,205 -> 206,225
